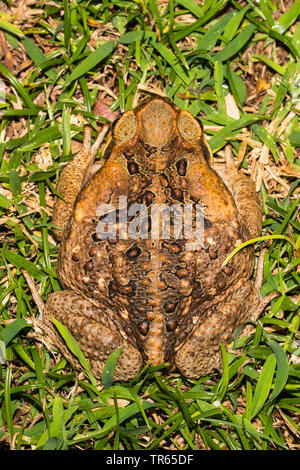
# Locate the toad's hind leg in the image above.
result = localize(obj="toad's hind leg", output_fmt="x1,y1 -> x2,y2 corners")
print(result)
175,281 -> 260,378
43,290 -> 143,381
212,147 -> 262,239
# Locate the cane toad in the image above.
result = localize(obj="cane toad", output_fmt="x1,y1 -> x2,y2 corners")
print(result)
44,97 -> 263,380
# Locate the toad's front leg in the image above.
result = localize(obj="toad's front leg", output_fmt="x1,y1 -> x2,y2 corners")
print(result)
52,126 -> 108,240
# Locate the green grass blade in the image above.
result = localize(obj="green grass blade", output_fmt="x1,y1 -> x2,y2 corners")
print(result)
174,0 -> 230,42
267,340 -> 289,402
216,344 -> 229,402
20,125 -> 61,151
0,318 -> 29,346
64,0 -> 71,54
0,17 -> 24,38
8,169 -> 21,196
0,340 -> 6,365
62,106 -> 71,156
0,193 -> 11,210
215,23 -> 256,62
101,348 -> 124,389
231,0 -> 299,58
153,42 -> 190,85
223,5 -> 250,42
289,130 -> 300,146
273,0 -> 300,34
51,318 -> 98,387
0,0 -> 298,451
226,63 -> 247,106
66,41 -> 116,85
22,37 -> 47,66
1,247 -> 46,281
252,54 -> 286,75
119,31 -> 146,44
250,353 -> 277,420
222,235 -> 294,267
252,124 -> 279,163
148,0 -> 163,35
208,114 -> 262,152
4,367 -> 13,443
175,0 -> 203,18
0,63 -> 37,110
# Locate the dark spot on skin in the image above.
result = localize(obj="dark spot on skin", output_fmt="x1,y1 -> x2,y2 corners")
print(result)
127,161 -> 139,174
108,281 -> 116,296
136,306 -> 145,314
126,244 -> 142,260
178,329 -> 188,341
204,218 -> 213,229
71,252 -> 80,262
122,280 -> 137,297
146,162 -> 156,171
123,149 -> 134,159
218,280 -> 226,290
111,116 -> 119,134
139,320 -> 149,336
171,188 -> 183,202
186,317 -> 194,332
224,265 -> 233,276
209,248 -> 218,259
166,242 -> 182,255
92,232 -> 102,242
140,190 -> 155,206
163,301 -> 178,313
189,194 -> 199,203
140,140 -> 157,154
98,211 -> 112,222
89,247 -> 98,257
176,268 -> 188,278
166,319 -> 177,332
159,174 -> 169,187
140,216 -> 151,236
192,281 -> 202,298
84,260 -> 94,273
176,159 -> 187,176
124,326 -> 132,336
123,284 -> 133,295
127,202 -> 139,222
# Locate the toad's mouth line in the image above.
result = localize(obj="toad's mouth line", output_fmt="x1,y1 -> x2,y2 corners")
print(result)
94,196 -> 206,250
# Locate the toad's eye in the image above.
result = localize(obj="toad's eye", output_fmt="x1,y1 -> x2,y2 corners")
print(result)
176,159 -> 187,176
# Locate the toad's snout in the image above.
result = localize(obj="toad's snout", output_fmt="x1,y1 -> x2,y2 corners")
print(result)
138,98 -> 176,148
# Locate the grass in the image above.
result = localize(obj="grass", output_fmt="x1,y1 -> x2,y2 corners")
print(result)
0,0 -> 299,451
